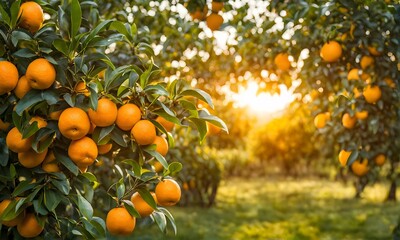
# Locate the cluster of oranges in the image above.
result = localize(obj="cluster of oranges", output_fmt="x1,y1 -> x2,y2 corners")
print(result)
0,1 -> 189,237
0,1 -> 49,238
315,38 -> 394,175
188,1 -> 225,31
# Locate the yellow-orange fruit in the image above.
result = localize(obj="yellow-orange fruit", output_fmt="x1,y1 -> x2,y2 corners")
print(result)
152,136 -> 169,156
347,68 -> 360,81
0,61 -> 19,95
58,107 -> 90,140
74,81 -> 90,96
88,98 -> 118,127
155,179 -> 181,206
130,192 -> 157,217
355,110 -> 368,120
338,150 -> 351,167
17,212 -> 44,238
26,58 -> 56,90
98,143 -> 112,155
6,127 -> 33,153
274,53 -> 291,71
0,119 -> 10,131
18,148 -> 48,168
206,13 -> 223,31
131,120 -> 156,145
0,199 -> 25,227
18,1 -> 44,33
374,154 -> 386,166
41,151 -> 60,173
363,85 -> 382,104
29,116 -> 47,129
360,55 -> 374,69
68,136 -> 98,168
106,207 -> 136,236
320,41 -> 342,62
156,116 -> 174,132
342,113 -> 356,129
14,75 -> 32,99
211,1 -> 224,12
351,159 -> 369,176
367,46 -> 382,56
116,103 -> 141,131
314,113 -> 328,129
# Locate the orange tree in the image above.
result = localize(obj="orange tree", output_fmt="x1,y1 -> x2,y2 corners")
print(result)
0,0 -> 226,239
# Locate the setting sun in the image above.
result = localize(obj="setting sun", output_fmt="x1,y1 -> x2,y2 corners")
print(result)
231,81 -> 295,114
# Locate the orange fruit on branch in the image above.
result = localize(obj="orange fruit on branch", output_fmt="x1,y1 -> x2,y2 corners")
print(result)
17,212 -> 44,238
342,113 -> 356,129
0,199 -> 25,227
26,58 -> 56,90
14,75 -> 32,99
98,143 -> 112,155
106,207 -> 136,236
58,107 -> 90,140
338,150 -> 351,166
274,53 -> 291,71
360,55 -> 374,69
152,136 -> 169,156
6,127 -> 33,153
314,113 -> 328,129
130,192 -> 157,218
363,85 -> 381,104
18,148 -> 48,168
88,98 -> 118,127
355,110 -> 368,120
155,116 -> 174,132
374,154 -> 386,166
0,61 -> 19,95
41,151 -> 60,173
320,41 -> 342,62
155,179 -> 181,206
116,103 -> 141,131
18,1 -> 44,33
351,159 -> 369,176
68,136 -> 98,168
206,13 -> 223,31
131,120 -> 156,145
211,1 -> 224,12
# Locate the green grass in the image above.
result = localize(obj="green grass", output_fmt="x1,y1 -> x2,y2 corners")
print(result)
115,178 -> 400,240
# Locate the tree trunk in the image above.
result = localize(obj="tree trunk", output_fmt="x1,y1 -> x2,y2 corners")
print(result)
386,180 -> 397,202
354,178 -> 368,199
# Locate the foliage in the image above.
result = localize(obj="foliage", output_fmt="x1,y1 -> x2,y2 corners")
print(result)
0,0 -> 226,239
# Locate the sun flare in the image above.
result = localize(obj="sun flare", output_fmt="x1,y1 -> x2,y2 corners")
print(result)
232,81 -> 294,114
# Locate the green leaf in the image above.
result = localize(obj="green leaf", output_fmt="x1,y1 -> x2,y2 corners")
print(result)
11,30 -> 31,47
0,5 -> 10,27
12,48 -> 36,58
144,148 -> 168,169
199,110 -> 228,133
179,89 -> 214,109
70,0 -> 82,38
53,39 -> 69,57
0,199 -> 25,222
137,189 -> 157,210
10,0 -> 21,28
15,90 -> 44,116
188,117 -> 207,142
51,179 -> 70,195
152,211 -> 167,233
144,84 -> 169,96
168,162 -> 183,175
347,150 -> 359,166
77,194 -> 93,220
54,149 -> 79,176
44,189 -> 61,212
116,178 -> 125,200
158,207 -> 177,235
122,200 -> 140,218
122,159 -> 141,177
81,172 -> 97,183
12,180 -> 37,197
110,127 -> 128,147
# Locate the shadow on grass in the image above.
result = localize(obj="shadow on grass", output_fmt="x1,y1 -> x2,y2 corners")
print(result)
112,178 -> 400,240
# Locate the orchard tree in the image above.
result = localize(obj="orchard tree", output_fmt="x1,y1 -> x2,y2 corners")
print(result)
0,0 -> 226,239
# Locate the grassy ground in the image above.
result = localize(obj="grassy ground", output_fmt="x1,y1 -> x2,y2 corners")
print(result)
114,178 -> 400,240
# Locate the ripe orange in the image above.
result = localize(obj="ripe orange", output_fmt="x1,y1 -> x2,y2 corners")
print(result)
30,116 -> 47,129
98,143 -> 112,155
182,182 -> 189,191
98,70 -> 106,79
58,107 -> 90,140
384,77 -> 396,88
190,6 -> 208,21
211,1 -> 224,12
338,150 -> 351,166
131,120 -> 156,145
353,87 -> 362,98
374,154 -> 386,166
351,159 -> 369,176
347,68 -> 360,81
18,1 -> 44,33
0,199 -> 25,227
367,46 -> 382,56
360,55 -> 374,69
88,98 -> 118,127
68,136 -> 98,168
26,58 -> 56,90
130,192 -> 157,217
6,127 -> 33,153
0,61 -> 19,95
0,119 -> 10,131
342,113 -> 356,129
48,109 -> 63,120
41,151 -> 60,173
274,53 -> 291,71
363,85 -> 381,104
152,136 -> 168,156
320,41 -> 342,62
314,113 -> 328,129
156,116 -> 174,132
153,161 -> 164,173
116,103 -> 141,131
155,179 -> 181,206
18,148 -> 48,168
74,81 -> 90,96
106,207 -> 136,236
355,110 -> 368,120
14,75 -> 32,99
207,122 -> 221,135
206,13 -> 223,31
17,212 -> 44,238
